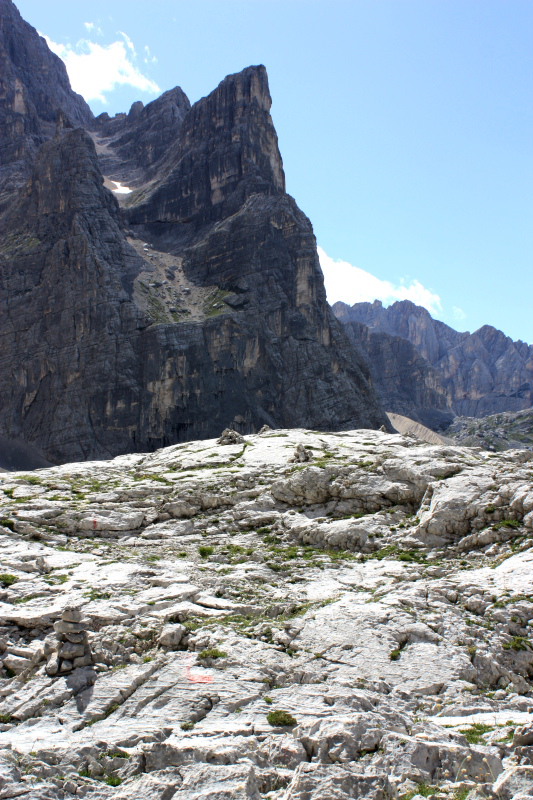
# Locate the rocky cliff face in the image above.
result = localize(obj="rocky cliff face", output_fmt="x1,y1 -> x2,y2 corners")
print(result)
341,319 -> 454,430
94,86 -> 191,187
0,1 -> 387,465
0,128 -> 146,463
0,0 -> 92,207
335,300 -> 533,424
126,66 -> 286,230
1,428 -> 533,799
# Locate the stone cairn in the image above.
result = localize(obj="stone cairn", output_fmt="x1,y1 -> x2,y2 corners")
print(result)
218,428 -> 245,445
290,444 -> 312,463
45,606 -> 93,676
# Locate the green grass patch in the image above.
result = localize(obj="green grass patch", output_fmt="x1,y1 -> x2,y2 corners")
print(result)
460,722 -> 493,744
133,473 -> 171,484
44,574 -> 69,585
492,593 -> 533,608
0,574 -> 18,588
102,749 -> 130,760
267,709 -> 297,727
453,789 -> 470,800
198,647 -> 227,660
400,784 -> 439,800
18,475 -> 43,485
83,589 -> 112,601
492,519 -> 521,530
503,635 -> 532,651
370,545 -> 426,563
389,649 -> 401,661
13,593 -> 42,604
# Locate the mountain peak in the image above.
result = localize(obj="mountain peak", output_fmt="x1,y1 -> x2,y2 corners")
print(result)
0,6 -> 387,464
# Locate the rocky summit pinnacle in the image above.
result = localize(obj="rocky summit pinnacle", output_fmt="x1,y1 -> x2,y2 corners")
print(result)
0,2 -> 387,466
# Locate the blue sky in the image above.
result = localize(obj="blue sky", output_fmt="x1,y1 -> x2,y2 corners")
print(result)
16,0 -> 533,343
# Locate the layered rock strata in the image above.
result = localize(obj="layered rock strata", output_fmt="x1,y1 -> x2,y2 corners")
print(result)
1,428 -> 533,798
448,408 -> 533,452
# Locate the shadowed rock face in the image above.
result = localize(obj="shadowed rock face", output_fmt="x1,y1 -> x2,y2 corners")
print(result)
0,0 -> 92,206
0,129 -> 145,463
341,320 -> 454,431
127,65 -> 286,232
335,300 -> 533,425
0,3 -> 387,466
94,87 -> 192,186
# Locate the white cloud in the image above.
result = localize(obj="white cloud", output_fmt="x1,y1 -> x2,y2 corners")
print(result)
83,22 -> 103,36
44,34 -> 160,104
318,246 -> 442,316
452,305 -> 467,321
144,45 -> 158,65
118,31 -> 136,54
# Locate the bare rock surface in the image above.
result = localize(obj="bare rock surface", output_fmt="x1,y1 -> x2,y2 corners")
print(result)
0,428 -> 533,798
447,409 -> 533,453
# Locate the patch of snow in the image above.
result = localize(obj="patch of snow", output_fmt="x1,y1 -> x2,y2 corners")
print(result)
111,181 -> 133,194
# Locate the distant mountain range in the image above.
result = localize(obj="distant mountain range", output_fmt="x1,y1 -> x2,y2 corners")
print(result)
334,299 -> 533,430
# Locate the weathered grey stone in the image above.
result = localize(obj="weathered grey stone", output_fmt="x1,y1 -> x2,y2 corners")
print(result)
285,764 -> 393,800
61,606 -> 82,624
290,444 -> 312,463
54,620 -> 84,635
62,631 -> 88,644
58,641 -> 86,660
218,429 -> 245,446
514,725 -> 533,747
170,763 -> 260,800
0,428 -> 532,800
2,653 -> 31,673
72,654 -> 94,668
45,655 -> 59,676
158,624 -> 186,649
493,767 -> 533,800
